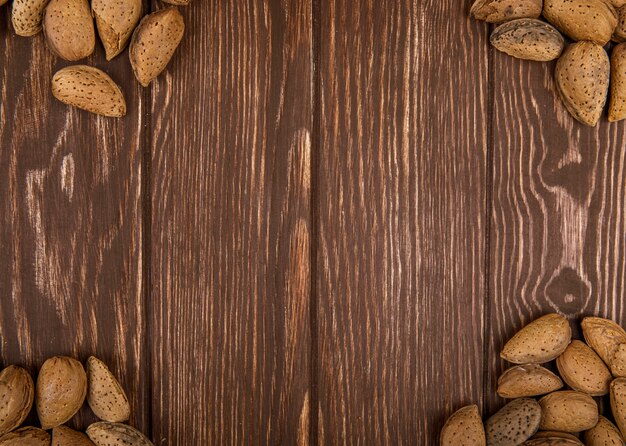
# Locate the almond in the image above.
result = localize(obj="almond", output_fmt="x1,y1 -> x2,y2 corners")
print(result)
470,0 -> 542,23
440,405 -> 486,446
539,391 -> 598,432
92,0 -> 142,60
611,0 -> 626,8
52,426 -> 95,446
555,42 -> 609,126
543,0 -> 617,45
0,427 -> 50,445
43,0 -> 95,60
0,366 -> 34,436
532,431 -> 583,442
497,364 -> 563,398
609,44 -> 626,122
486,398 -> 542,445
87,422 -> 154,446
614,6 -> 626,41
501,314 -> 571,364
12,0 -> 50,36
36,356 -> 87,430
582,317 -> 626,366
129,7 -> 184,87
584,416 -> 624,446
490,19 -> 565,62
51,65 -> 126,117
162,0 -> 189,4
524,439 -> 585,445
556,340 -> 612,396
86,356 -> 130,423
611,378 -> 626,438
611,343 -> 626,376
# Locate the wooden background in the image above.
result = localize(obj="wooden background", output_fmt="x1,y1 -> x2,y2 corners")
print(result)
0,0 -> 624,444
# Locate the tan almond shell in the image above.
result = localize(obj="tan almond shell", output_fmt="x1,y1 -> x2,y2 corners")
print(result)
43,0 -> 95,61
523,439 -> 585,445
582,317 -> 626,366
486,398 -> 542,445
584,416 -> 625,446
0,427 -> 50,445
86,356 -> 130,422
12,0 -> 50,36
52,425 -> 96,446
532,431 -> 583,443
490,19 -> 565,62
611,378 -> 626,439
162,0 -> 189,5
501,313 -> 571,364
611,343 -> 626,377
36,356 -> 87,430
556,340 -> 612,396
440,405 -> 486,446
497,364 -> 563,398
51,65 -> 126,117
539,391 -> 599,432
609,44 -> 626,122
543,0 -> 617,45
129,7 -> 185,87
0,366 -> 34,437
612,0 -> 626,8
92,0 -> 142,60
614,6 -> 626,41
555,42 -> 609,126
470,0 -> 542,23
87,422 -> 154,446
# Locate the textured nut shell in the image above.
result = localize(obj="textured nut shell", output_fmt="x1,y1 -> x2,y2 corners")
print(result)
440,405 -> 486,446
497,364 -> 563,398
501,313 -> 571,364
556,340 -> 612,396
36,356 -> 87,430
611,343 -> 626,377
539,391 -> 598,432
584,416 -> 624,446
532,431 -> 583,442
87,356 -> 130,422
555,42 -> 609,126
490,19 -> 565,62
12,0 -> 50,36
611,378 -> 626,438
612,0 -> 626,8
92,0 -> 142,60
486,398 -> 542,445
0,427 -> 50,445
543,0 -> 617,45
162,0 -> 189,4
470,0 -> 542,23
52,65 -> 126,117
609,44 -> 626,122
582,317 -> 626,366
129,7 -> 184,87
0,366 -> 34,436
524,439 -> 584,445
43,0 -> 95,61
87,422 -> 154,446
614,6 -> 626,41
52,426 -> 95,446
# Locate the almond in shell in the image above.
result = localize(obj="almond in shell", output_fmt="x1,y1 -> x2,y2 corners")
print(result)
556,340 -> 612,396
611,378 -> 626,438
611,343 -> 626,377
524,439 -> 584,446
43,0 -> 95,60
440,405 -> 486,446
497,364 -> 563,398
36,356 -> 87,430
92,0 -> 142,60
611,0 -> 626,8
584,416 -> 624,446
486,398 -> 542,445
490,19 -> 565,62
543,0 -> 617,45
501,313 -> 571,364
86,356 -> 130,423
12,0 -> 50,36
0,427 -> 50,445
614,6 -> 626,41
470,0 -> 542,23
532,432 -> 583,443
52,426 -> 95,446
539,390 -> 598,432
609,44 -> 626,122
0,366 -> 34,436
129,7 -> 184,87
555,42 -> 609,126
162,0 -> 189,5
51,65 -> 126,117
87,422 -> 154,446
582,317 -> 626,366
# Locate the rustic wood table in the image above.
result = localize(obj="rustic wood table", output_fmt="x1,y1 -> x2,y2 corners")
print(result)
1,0 -> 624,444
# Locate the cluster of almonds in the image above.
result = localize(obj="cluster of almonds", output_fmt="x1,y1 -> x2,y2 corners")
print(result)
441,314 -> 626,445
0,0 -> 188,117
0,355 -> 152,446
471,0 -> 626,126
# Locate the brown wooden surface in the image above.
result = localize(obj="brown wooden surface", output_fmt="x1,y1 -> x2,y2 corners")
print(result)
1,0 -> 625,445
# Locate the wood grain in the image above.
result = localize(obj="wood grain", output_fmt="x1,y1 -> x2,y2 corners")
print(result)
487,49 -> 626,413
0,7 -> 148,434
315,0 -> 489,443
149,1 -> 312,444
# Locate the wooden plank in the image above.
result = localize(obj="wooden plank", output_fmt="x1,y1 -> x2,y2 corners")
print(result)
0,10 -> 148,433
487,48 -> 626,412
149,1 -> 312,444
315,0 -> 489,443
